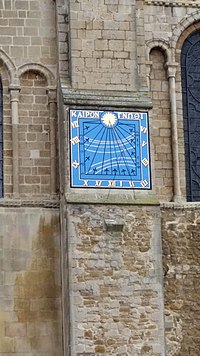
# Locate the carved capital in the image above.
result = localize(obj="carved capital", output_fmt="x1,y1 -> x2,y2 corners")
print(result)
47,87 -> 57,104
166,63 -> 178,78
146,61 -> 152,77
9,86 -> 20,102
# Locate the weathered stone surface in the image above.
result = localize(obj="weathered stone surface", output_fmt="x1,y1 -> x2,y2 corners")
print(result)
162,207 -> 200,355
68,204 -> 165,355
68,0 -> 137,91
0,208 -> 62,355
19,72 -> 51,196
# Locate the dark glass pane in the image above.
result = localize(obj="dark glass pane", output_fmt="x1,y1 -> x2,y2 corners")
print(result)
0,126 -> 3,143
181,31 -> 200,201
0,162 -> 3,177
0,179 -> 3,198
0,147 -> 3,160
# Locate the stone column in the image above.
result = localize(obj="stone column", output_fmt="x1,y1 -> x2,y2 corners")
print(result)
48,88 -> 57,194
167,63 -> 182,202
146,61 -> 152,90
9,86 -> 20,197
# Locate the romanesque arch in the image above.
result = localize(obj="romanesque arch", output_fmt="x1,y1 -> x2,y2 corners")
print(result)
146,39 -> 171,62
0,49 -> 16,85
16,63 -> 57,196
171,10 -> 200,59
17,63 -> 56,87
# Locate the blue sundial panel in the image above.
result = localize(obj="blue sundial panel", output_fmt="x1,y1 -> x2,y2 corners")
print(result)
70,110 -> 151,189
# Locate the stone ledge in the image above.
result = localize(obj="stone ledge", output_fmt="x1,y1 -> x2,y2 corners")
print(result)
0,199 -> 60,208
161,202 -> 200,209
62,87 -> 152,109
65,192 -> 159,205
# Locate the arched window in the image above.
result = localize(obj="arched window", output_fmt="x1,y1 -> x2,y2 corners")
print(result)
0,78 -> 3,197
181,30 -> 200,202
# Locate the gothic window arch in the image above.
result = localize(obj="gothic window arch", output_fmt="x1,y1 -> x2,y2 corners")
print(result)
181,30 -> 200,202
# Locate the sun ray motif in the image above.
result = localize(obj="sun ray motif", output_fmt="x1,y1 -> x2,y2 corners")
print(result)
101,112 -> 118,127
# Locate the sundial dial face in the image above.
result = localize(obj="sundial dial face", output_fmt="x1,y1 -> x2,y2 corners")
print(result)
70,109 -> 151,189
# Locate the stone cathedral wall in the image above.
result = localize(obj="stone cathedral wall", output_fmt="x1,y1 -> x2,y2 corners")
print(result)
162,206 -> 200,356
0,1 -> 63,355
57,0 -> 200,355
144,1 -> 200,201
67,203 -> 165,355
0,208 -> 62,355
68,0 -> 137,91
66,204 -> 200,356
0,0 -> 57,197
0,0 -> 199,355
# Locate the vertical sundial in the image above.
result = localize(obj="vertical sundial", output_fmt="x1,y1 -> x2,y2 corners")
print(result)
70,110 -> 151,189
